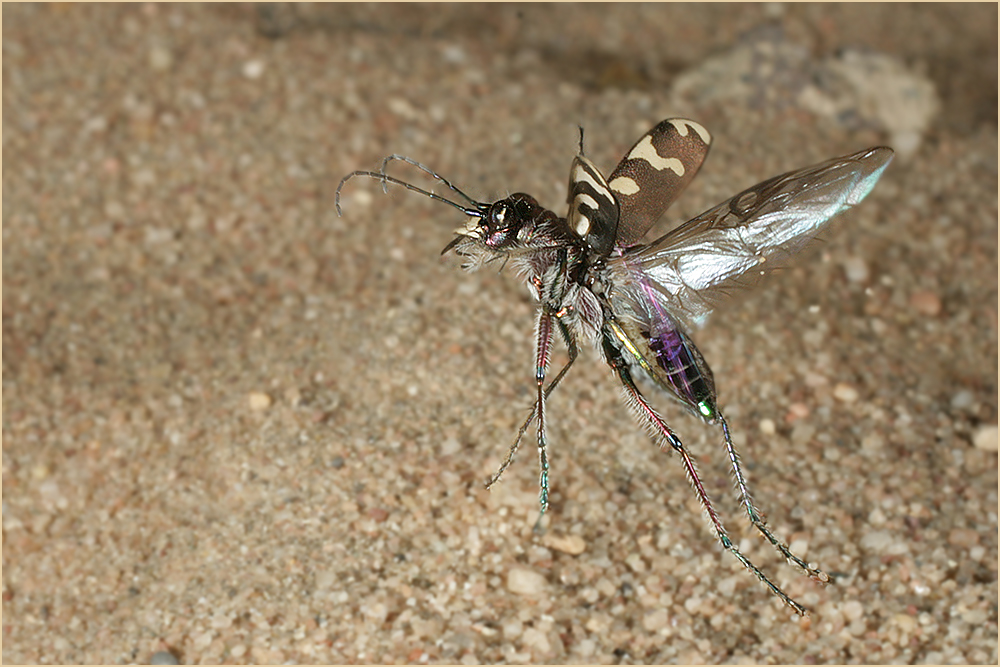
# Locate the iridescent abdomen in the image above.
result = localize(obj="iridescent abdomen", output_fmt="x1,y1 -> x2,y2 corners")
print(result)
645,321 -> 715,410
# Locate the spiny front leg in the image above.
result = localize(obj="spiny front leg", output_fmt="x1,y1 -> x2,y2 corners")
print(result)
486,317 -> 578,491
602,335 -> 811,615
532,306 -> 555,531
717,412 -> 830,584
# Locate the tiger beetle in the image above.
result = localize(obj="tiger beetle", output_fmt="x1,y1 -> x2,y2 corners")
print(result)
336,118 -> 893,614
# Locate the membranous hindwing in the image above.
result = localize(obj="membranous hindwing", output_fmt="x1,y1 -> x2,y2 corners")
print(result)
566,155 -> 620,257
607,118 -> 712,248
606,146 -> 895,333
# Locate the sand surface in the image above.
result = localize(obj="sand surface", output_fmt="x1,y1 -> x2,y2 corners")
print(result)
3,4 -> 997,664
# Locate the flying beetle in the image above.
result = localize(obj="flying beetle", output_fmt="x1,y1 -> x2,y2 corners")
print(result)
336,118 -> 893,614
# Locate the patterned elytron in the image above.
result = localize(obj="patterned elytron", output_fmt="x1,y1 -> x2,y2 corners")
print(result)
337,119 -> 893,613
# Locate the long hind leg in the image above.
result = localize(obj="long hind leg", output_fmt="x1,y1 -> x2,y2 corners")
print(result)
717,411 -> 829,582
602,336 -> 810,615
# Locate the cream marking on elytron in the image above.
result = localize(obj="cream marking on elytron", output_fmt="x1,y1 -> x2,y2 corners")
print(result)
667,118 -> 712,144
608,175 -> 641,195
572,161 -> 614,201
627,135 -> 686,176
572,193 -> 601,235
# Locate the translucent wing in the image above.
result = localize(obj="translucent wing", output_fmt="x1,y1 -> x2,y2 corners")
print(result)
606,118 -> 712,248
606,146 -> 894,332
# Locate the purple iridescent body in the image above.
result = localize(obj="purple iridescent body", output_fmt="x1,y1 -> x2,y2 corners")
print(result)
647,317 -> 714,410
605,259 -> 719,421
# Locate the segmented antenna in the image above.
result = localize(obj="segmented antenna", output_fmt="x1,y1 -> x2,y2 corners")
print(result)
335,156 -> 487,219
377,155 -> 482,209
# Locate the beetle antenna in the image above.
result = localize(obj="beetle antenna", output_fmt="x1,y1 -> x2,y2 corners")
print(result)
335,169 -> 486,218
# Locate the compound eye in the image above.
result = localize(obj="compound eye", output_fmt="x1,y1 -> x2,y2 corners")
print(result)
491,203 -> 508,228
480,202 -> 516,248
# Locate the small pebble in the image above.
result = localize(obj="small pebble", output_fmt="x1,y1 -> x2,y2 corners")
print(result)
950,390 -> 975,411
149,45 -> 173,71
441,43 -> 467,64
502,619 -> 523,639
947,528 -> 979,548
367,507 -> 389,523
859,529 -> 894,553
891,130 -> 922,159
833,382 -> 859,403
841,600 -> 865,623
909,290 -> 942,317
542,533 -> 586,555
758,418 -> 776,435
192,631 -> 212,650
861,433 -> 885,451
642,609 -> 670,632
972,425 -> 998,451
961,608 -> 988,625
790,423 -> 815,447
284,386 -> 302,407
150,650 -> 179,665
2,515 -> 24,531
315,571 -> 336,589
521,627 -> 551,653
841,256 -> 869,283
440,437 -> 461,456
803,371 -> 829,388
868,507 -> 887,526
506,567 -> 548,595
869,317 -> 888,336
248,392 -> 272,411
348,189 -> 374,208
624,553 -> 646,573
387,96 -> 419,120
892,612 -> 918,634
364,602 -> 389,624
785,402 -> 810,422
242,59 -> 265,79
